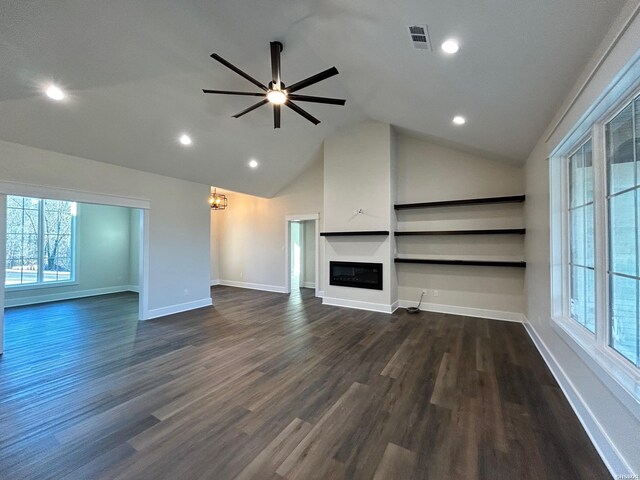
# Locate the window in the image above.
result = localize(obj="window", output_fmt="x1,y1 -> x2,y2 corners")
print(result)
568,139 -> 595,332
552,88 -> 640,396
606,96 -> 640,367
5,195 -> 76,287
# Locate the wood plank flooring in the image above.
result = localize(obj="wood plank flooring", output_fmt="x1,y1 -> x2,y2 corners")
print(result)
0,286 -> 610,479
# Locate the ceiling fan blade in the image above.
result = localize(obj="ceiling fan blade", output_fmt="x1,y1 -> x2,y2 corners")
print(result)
270,41 -> 283,90
274,104 -> 281,129
232,99 -> 269,118
288,94 -> 345,105
285,100 -> 320,125
202,89 -> 265,97
287,67 -> 339,93
210,53 -> 268,92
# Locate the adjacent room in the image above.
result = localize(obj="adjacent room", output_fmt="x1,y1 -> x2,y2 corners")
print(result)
4,196 -> 142,310
1,1 -> 639,479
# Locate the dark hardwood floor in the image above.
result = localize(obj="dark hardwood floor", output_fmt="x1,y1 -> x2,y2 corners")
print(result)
0,287 -> 609,479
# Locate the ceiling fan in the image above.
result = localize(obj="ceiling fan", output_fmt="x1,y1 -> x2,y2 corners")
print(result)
203,41 -> 346,129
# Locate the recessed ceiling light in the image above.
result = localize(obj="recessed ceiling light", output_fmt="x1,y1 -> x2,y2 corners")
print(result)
179,134 -> 192,146
453,116 -> 466,125
249,159 -> 258,168
441,39 -> 460,54
266,90 -> 287,105
45,84 -> 65,101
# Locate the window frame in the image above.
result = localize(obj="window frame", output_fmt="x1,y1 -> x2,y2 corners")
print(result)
5,196 -> 78,290
551,85 -> 640,402
565,137 -> 596,334
602,94 -> 640,369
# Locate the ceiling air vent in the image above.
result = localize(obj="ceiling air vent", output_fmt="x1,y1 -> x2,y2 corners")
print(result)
408,25 -> 432,51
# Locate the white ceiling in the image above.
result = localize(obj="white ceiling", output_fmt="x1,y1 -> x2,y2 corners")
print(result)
0,0 -> 625,197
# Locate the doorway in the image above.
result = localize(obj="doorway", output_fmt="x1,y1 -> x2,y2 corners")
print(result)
0,187 -> 150,355
290,221 -> 302,291
285,214 -> 319,296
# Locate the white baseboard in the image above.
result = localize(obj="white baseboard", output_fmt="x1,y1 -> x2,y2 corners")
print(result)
303,282 -> 316,289
317,290 -> 325,298
322,296 -> 396,314
218,279 -> 287,294
142,297 -> 212,321
523,319 -> 632,477
397,300 -> 523,323
125,284 -> 140,293
5,285 -> 137,308
210,279 -> 221,286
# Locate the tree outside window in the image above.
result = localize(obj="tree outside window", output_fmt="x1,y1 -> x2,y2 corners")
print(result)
5,195 -> 76,286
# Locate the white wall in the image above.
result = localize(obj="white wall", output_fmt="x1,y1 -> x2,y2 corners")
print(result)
213,150 -> 323,293
129,208 -> 141,289
323,121 -> 395,311
0,139 -> 212,320
395,135 -> 525,319
290,221 -> 301,284
303,220 -> 316,288
396,136 -> 525,204
389,128 -> 398,307
524,1 -> 640,474
5,203 -> 137,307
210,205 -> 220,284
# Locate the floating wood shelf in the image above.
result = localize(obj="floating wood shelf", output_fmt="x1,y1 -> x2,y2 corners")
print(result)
394,258 -> 526,268
395,228 -> 526,236
394,195 -> 525,210
320,231 -> 390,237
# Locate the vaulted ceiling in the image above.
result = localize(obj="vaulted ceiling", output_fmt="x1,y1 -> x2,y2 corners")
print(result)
0,0 -> 625,197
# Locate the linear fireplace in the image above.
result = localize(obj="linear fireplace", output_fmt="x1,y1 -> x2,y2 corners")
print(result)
329,261 -> 383,290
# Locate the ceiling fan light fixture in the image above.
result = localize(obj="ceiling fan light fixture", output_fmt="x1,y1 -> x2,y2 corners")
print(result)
203,42 -> 344,128
266,90 -> 287,105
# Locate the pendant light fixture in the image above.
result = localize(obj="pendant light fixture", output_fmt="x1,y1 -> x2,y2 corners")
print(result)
209,189 -> 227,210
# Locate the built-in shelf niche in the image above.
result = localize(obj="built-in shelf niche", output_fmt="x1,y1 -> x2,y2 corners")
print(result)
394,195 -> 526,269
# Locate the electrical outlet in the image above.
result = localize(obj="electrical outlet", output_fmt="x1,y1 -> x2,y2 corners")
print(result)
422,289 -> 427,294
433,290 -> 439,297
